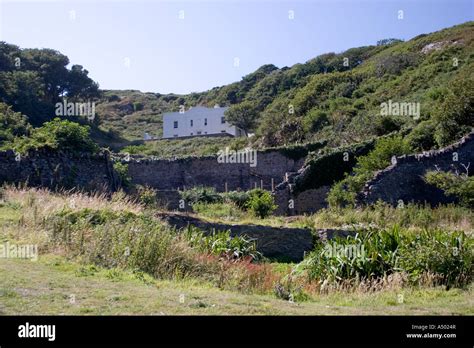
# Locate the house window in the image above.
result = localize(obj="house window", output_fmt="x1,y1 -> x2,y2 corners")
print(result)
173,134 -> 178,137
204,118 -> 207,126
197,131 -> 202,135
221,117 -> 225,124
190,132 -> 193,136
173,121 -> 178,128
190,120 -> 193,127
221,130 -> 226,133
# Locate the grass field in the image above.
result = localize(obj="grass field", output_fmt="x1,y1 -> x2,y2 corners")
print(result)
0,186 -> 472,315
1,256 -> 472,315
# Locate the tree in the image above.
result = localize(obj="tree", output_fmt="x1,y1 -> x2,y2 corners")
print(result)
224,101 -> 258,136
0,102 -> 31,145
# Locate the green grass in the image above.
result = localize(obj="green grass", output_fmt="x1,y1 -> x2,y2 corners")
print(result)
0,256 -> 472,315
0,186 -> 473,315
121,136 -> 247,158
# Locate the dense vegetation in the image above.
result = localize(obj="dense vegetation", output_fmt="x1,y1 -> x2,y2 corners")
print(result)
95,22 -> 473,155
1,22 -> 472,160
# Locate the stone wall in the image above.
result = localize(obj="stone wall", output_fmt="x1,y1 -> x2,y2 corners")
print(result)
0,149 -> 116,192
121,151 -> 305,192
273,184 -> 330,216
0,148 -> 305,207
361,131 -> 474,205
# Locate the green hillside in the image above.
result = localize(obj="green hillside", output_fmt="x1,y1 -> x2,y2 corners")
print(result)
95,21 -> 473,155
0,21 -> 473,156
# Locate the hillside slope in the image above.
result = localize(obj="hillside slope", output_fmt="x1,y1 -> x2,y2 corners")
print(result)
96,21 -> 473,154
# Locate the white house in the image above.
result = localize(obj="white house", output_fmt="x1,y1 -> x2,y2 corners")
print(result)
162,106 -> 244,139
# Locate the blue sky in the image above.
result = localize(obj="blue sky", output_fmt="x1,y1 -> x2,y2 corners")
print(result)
0,0 -> 472,94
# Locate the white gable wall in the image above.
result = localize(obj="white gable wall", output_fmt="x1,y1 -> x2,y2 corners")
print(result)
163,106 -> 242,138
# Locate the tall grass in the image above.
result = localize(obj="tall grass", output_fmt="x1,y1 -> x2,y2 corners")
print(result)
296,226 -> 473,288
310,201 -> 473,232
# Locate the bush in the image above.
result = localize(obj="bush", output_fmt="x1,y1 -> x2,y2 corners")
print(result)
328,136 -> 412,207
49,209 -> 204,279
185,227 -> 261,261
356,135 -> 411,174
374,115 -> 402,136
303,109 -> 329,133
433,76 -> 474,147
406,120 -> 437,151
0,103 -> 31,146
113,162 -> 131,188
245,189 -> 277,219
11,118 -> 98,154
221,190 -> 250,209
297,226 -> 473,287
135,185 -> 157,207
425,170 -> 474,208
180,186 -> 223,205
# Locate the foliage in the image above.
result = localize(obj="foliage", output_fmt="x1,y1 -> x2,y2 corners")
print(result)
48,209 -> 205,279
221,190 -> 250,209
327,136 -> 412,207
355,136 -> 411,173
294,139 -> 375,193
311,201 -> 473,231
0,102 -> 31,145
179,186 -> 223,205
245,189 -> 277,219
406,120 -> 437,151
185,227 -> 261,261
224,101 -> 259,136
134,185 -> 157,208
297,226 -> 473,287
433,75 -> 474,147
0,42 -> 100,126
8,118 -> 98,153
113,162 -> 131,188
425,170 -> 474,208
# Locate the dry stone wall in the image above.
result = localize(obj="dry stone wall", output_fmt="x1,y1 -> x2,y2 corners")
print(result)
361,131 -> 474,205
0,149 -> 116,192
120,151 -> 305,192
0,148 -> 304,195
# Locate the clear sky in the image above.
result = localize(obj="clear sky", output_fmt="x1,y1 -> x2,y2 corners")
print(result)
0,0 -> 472,94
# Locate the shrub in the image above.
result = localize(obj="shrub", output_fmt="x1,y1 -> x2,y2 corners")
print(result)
245,189 -> 277,219
48,209 -> 205,279
135,185 -> 157,207
425,170 -> 474,208
0,103 -> 31,146
11,118 -> 98,154
179,186 -> 222,205
297,226 -> 473,287
328,136 -> 412,207
185,227 -> 261,261
302,109 -> 329,133
113,162 -> 131,188
406,120 -> 437,151
433,76 -> 474,147
133,102 -> 144,111
374,115 -> 402,136
356,135 -> 411,174
221,190 -> 250,209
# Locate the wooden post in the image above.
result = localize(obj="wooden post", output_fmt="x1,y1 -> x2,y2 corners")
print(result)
260,179 -> 263,189
271,178 -> 274,191
254,182 -> 257,189
225,182 -> 228,192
